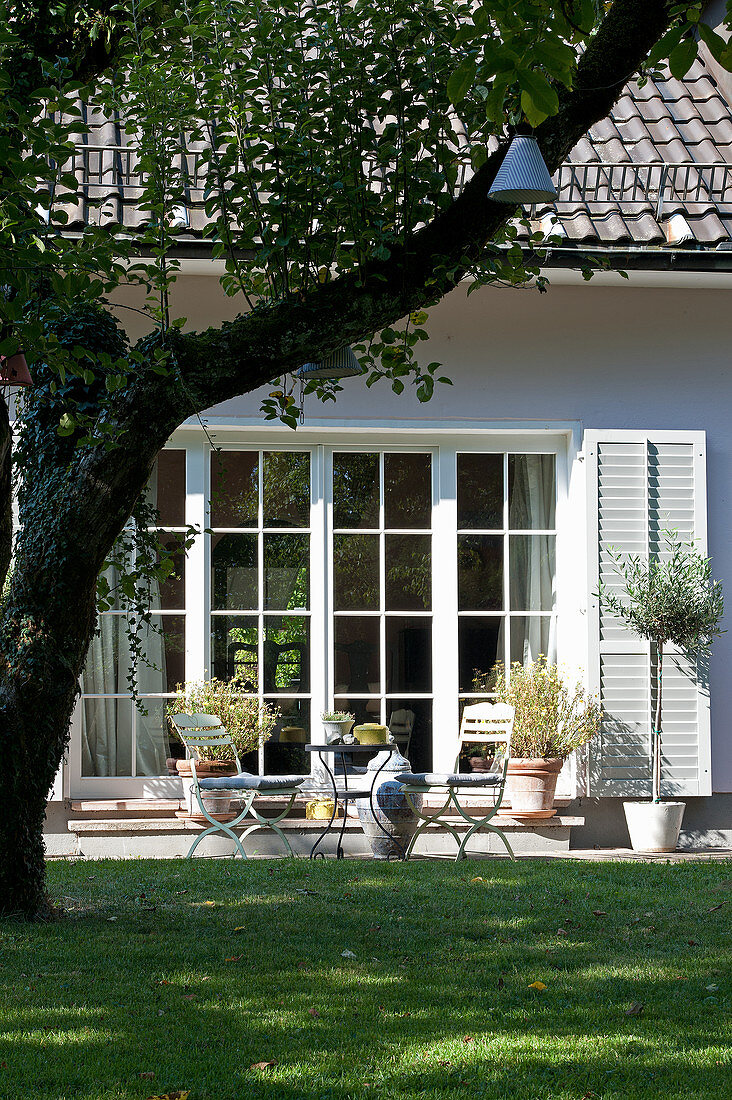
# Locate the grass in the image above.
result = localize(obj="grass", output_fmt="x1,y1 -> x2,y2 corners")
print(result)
0,858 -> 731,1100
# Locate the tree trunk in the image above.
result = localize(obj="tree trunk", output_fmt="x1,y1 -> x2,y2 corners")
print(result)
653,641 -> 663,803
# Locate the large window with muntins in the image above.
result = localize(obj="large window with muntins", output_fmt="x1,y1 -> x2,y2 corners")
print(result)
332,451 -> 433,771
457,452 -> 556,712
80,449 -> 186,777
210,450 -> 311,773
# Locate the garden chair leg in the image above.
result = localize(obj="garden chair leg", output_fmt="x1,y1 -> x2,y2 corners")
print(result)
403,791 -> 462,860
237,792 -> 299,857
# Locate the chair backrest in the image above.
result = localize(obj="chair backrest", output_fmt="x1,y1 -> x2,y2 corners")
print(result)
457,702 -> 514,770
170,713 -> 241,771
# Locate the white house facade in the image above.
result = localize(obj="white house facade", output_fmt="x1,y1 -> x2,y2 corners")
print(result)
42,28 -> 732,852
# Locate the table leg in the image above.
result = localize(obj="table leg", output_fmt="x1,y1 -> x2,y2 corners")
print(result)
309,750 -> 338,860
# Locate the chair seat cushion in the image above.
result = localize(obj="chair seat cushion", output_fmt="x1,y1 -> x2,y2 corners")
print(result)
396,771 -> 502,787
198,773 -> 306,791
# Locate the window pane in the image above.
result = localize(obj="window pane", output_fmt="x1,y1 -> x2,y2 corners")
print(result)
211,451 -> 258,527
137,616 -> 185,694
211,533 -> 257,610
332,697 -> 382,727
387,699 -> 432,773
264,616 -> 310,692
333,453 -> 379,529
264,533 -> 309,610
458,535 -> 502,611
457,454 -> 502,529
458,618 -> 502,692
384,453 -> 431,529
334,534 -> 379,611
83,613 -> 131,690
81,697 -> 133,776
386,617 -> 431,693
510,616 -> 556,666
211,616 -> 258,687
266,698 -> 310,775
508,454 -> 556,529
136,697 -> 172,776
263,452 -> 310,528
155,532 -> 186,610
509,535 -> 556,610
385,534 -> 431,611
335,617 -> 380,693
154,450 -> 185,527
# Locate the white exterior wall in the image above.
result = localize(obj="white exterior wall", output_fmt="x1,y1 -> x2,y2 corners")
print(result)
110,271 -> 732,794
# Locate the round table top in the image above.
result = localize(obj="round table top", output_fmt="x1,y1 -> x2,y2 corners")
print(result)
305,741 -> 398,753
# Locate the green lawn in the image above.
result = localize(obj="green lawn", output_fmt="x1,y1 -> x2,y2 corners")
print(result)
1,858 -> 730,1100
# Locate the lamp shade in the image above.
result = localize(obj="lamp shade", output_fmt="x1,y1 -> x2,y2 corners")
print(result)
297,345 -> 361,380
487,135 -> 558,205
0,352 -> 33,388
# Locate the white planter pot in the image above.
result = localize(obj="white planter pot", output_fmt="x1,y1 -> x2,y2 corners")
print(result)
322,718 -> 354,743
623,801 -> 685,853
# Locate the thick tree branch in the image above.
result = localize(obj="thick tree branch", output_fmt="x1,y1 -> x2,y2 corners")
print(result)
165,0 -> 673,412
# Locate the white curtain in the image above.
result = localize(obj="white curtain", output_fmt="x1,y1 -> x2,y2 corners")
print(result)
499,454 -> 557,668
80,463 -> 169,777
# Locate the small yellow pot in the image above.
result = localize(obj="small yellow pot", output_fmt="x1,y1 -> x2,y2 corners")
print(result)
353,723 -> 388,745
306,799 -> 342,820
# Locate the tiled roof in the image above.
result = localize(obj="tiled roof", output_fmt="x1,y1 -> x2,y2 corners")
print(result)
58,52 -> 732,250
547,56 -> 732,246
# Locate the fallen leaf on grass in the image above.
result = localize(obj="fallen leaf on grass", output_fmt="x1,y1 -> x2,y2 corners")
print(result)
181,994 -> 196,1000
463,1036 -> 474,1043
470,876 -> 485,883
625,1002 -> 644,1016
233,926 -> 246,932
706,984 -> 719,992
146,1093 -> 189,1100
139,1072 -> 155,1079
341,949 -> 357,958
592,910 -> 607,917
528,981 -> 547,991
556,928 -> 568,936
224,955 -> 243,962
250,1061 -> 277,1072
707,903 -> 725,912
308,1008 -> 320,1017
688,940 -> 699,946
497,976 -> 505,990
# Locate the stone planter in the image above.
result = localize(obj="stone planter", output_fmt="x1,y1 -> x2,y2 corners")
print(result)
322,718 -> 355,743
356,749 -> 422,859
497,757 -> 563,820
623,800 -> 685,853
177,758 -> 236,818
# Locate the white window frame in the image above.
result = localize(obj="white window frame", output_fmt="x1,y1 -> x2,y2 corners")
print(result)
68,423 -> 579,798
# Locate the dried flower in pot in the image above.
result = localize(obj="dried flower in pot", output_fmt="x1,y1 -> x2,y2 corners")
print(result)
473,657 -> 601,819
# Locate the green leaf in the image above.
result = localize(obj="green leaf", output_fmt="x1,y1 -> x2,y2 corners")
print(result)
698,23 -> 728,65
447,59 -> 478,105
518,69 -> 559,126
668,38 -> 698,80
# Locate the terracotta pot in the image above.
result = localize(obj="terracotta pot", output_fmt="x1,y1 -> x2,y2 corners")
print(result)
469,756 -> 494,773
176,758 -> 236,778
498,757 -> 563,819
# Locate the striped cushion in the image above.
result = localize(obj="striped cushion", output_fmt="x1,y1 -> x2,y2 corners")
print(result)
198,774 -> 306,791
396,771 -> 502,787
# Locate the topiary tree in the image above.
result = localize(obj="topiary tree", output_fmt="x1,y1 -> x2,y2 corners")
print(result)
598,531 -> 724,803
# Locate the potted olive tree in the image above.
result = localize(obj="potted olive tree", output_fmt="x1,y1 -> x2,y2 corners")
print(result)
475,658 -> 601,820
598,531 -> 724,852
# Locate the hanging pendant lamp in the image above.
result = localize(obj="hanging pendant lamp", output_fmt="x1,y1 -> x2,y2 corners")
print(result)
297,345 -> 361,380
487,134 -> 558,205
0,352 -> 33,388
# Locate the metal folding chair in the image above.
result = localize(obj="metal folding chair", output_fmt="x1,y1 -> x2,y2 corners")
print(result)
396,702 -> 515,861
171,713 -> 308,859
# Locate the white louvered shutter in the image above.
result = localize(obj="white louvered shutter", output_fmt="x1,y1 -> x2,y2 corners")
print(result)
586,432 -> 711,797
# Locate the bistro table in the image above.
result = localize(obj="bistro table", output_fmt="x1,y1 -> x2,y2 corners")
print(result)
304,742 -> 405,860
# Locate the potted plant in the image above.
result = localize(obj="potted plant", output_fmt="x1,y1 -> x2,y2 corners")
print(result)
597,530 -> 724,852
167,678 -> 279,817
460,743 -> 496,773
474,658 -> 601,820
321,710 -> 355,743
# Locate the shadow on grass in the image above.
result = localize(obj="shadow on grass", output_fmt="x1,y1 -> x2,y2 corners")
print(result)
0,858 -> 730,1099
